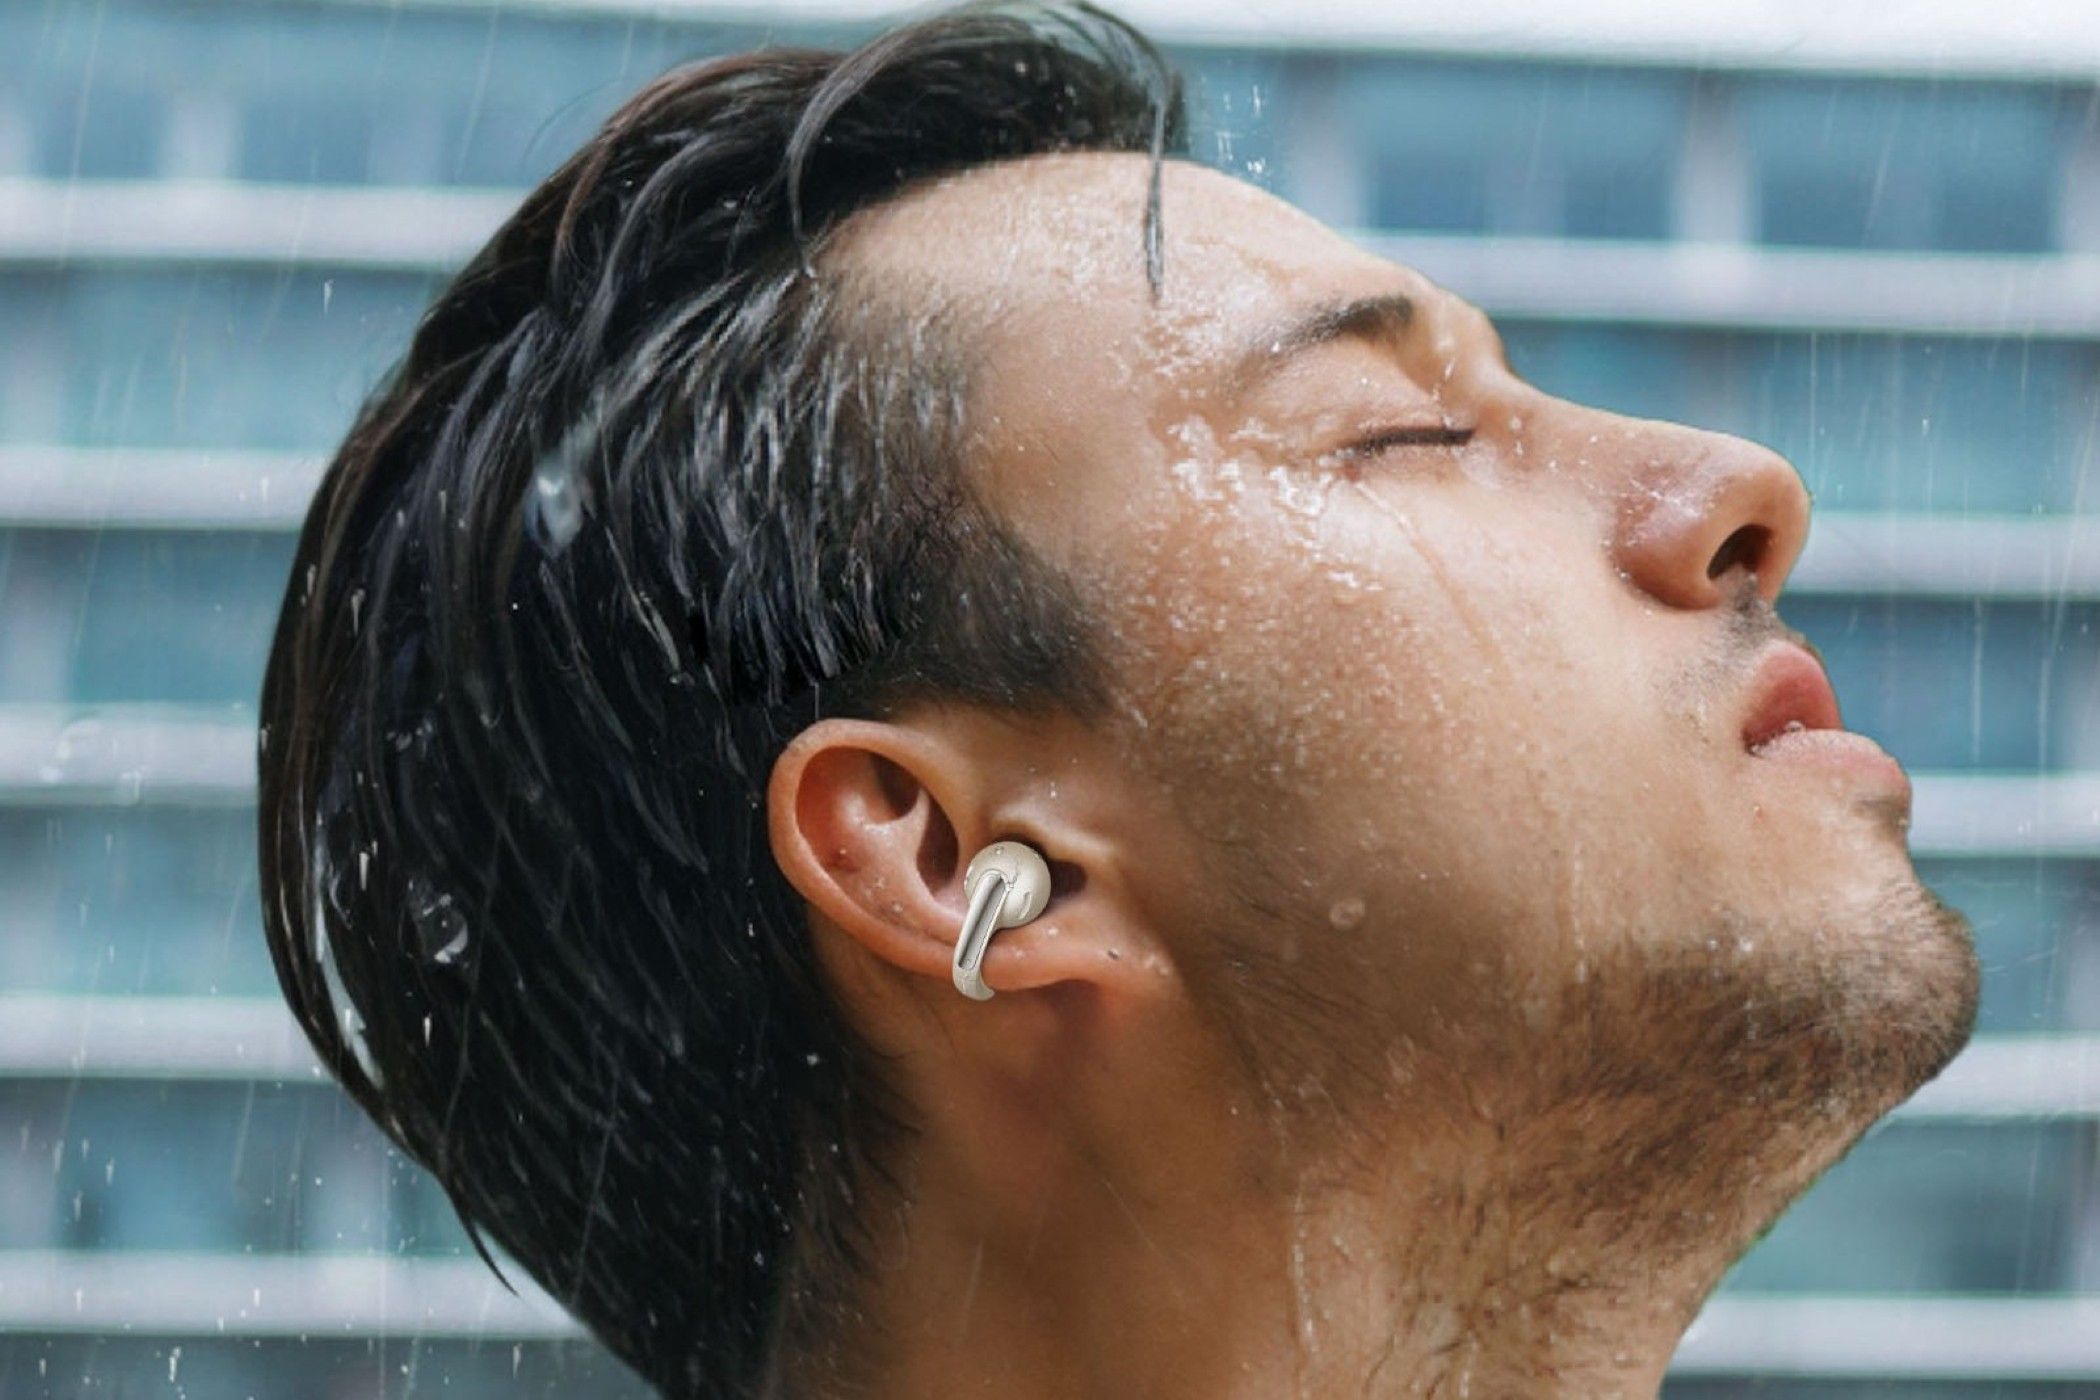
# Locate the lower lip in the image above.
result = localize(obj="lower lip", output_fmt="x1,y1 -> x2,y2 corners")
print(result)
1748,727 -> 1912,801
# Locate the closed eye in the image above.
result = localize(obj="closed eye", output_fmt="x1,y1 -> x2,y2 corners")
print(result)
1342,425 -> 1475,458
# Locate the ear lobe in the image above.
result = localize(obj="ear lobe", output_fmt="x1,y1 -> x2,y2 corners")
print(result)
766,718 -> 1172,1005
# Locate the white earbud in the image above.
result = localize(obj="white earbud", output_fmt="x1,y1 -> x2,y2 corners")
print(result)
951,840 -> 1053,1001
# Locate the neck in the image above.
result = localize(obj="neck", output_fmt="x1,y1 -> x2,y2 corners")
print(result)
779,1054 -> 1869,1399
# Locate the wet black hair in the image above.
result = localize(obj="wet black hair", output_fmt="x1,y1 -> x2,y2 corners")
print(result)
254,3 -> 1186,1395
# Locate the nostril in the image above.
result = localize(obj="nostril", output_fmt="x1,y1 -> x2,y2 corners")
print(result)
1707,525 -> 1770,582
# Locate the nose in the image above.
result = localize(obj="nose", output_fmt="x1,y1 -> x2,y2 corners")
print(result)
1606,423 -> 1811,610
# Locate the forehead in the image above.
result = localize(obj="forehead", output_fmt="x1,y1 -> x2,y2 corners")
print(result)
834,150 -> 1439,410
828,152 -> 1479,587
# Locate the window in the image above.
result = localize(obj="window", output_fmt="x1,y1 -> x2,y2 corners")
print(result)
1740,77 -> 2068,253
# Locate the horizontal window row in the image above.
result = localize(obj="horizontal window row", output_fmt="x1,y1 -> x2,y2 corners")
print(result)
1719,1118 -> 2098,1295
3,2 -> 2085,254
1,998 -> 2086,1114
0,270 -> 432,453
0,1076 -> 2091,1297
3,182 -> 2090,343
1,1334 -> 644,1399
1,3 -> 766,191
5,267 -> 2094,513
6,526 -> 2099,767
4,1320 -> 2100,1395
1785,595 -> 2100,773
1501,325 -> 2100,515
1,1078 -> 467,1258
1345,65 -> 2074,254
20,451 -> 2085,564
0,774 -> 2087,1030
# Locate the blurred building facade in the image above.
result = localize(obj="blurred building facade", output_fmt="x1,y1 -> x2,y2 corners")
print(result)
2,0 -> 2099,1394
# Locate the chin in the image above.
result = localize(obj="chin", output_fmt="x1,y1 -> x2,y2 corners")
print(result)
1545,864 -> 1980,1135
1842,871 -> 1982,1104
1743,866 -> 1982,1127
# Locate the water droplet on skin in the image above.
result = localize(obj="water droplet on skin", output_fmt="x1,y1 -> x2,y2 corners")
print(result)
1327,896 -> 1366,930
1264,460 -> 1329,517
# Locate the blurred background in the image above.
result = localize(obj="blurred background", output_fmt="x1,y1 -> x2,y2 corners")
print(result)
4,0 -> 2100,1395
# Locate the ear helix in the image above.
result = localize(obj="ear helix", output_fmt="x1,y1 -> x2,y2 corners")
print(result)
951,840 -> 1052,1001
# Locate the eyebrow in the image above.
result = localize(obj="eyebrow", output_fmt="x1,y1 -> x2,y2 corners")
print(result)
1222,291 -> 1418,402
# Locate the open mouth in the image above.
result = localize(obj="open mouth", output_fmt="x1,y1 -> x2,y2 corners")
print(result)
1740,642 -> 1843,754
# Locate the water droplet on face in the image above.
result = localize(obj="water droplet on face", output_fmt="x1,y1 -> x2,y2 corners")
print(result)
1327,896 -> 1366,931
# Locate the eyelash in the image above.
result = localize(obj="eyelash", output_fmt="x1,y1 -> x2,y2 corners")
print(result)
1341,425 -> 1476,458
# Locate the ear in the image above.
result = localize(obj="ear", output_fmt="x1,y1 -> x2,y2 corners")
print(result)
766,713 -> 1167,1009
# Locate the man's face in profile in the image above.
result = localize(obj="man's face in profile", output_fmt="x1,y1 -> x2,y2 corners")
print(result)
835,149 -> 1979,1158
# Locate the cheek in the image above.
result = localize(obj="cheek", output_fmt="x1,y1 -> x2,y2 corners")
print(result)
1287,480 -> 1647,806
1124,470 -> 1729,952
1111,468 -> 1630,839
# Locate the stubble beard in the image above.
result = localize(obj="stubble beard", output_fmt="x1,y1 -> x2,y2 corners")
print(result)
1509,866 -> 1981,1278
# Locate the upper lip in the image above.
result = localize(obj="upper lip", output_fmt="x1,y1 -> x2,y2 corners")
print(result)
1740,641 -> 1843,752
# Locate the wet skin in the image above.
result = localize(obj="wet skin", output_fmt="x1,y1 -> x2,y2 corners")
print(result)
766,152 -> 1979,1398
